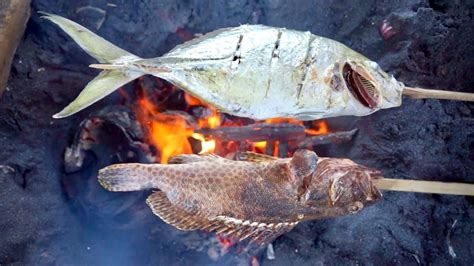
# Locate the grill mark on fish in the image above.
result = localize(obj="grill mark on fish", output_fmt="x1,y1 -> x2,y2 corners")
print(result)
225,30 -> 245,92
265,30 -> 283,98
296,34 -> 317,102
230,32 -> 244,70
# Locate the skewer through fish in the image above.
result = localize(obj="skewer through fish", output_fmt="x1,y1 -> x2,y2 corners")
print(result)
41,12 -> 474,120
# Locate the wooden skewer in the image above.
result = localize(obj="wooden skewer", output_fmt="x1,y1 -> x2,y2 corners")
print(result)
374,178 -> 474,196
403,87 -> 474,102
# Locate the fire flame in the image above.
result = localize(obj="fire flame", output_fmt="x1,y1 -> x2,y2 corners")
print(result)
133,91 -> 330,162
135,93 -> 194,163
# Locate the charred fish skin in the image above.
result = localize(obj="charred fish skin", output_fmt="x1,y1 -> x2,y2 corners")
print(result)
98,150 -> 382,244
42,13 -> 404,120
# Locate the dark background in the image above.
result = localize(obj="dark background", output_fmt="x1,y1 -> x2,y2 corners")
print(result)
1,0 -> 473,265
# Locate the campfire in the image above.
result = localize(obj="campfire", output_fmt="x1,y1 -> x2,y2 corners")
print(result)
2,2 -> 474,266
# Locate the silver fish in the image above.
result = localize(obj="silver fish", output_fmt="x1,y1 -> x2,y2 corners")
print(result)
42,12 -> 404,120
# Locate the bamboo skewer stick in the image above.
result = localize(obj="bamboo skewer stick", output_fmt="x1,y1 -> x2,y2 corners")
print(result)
403,87 -> 474,102
374,178 -> 474,196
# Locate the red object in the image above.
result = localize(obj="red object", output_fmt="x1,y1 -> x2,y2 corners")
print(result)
380,19 -> 397,40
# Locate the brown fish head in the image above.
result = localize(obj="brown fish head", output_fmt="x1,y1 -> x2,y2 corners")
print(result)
300,158 -> 383,220
341,59 -> 403,111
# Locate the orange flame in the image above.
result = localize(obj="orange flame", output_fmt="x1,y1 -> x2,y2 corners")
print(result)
265,118 -> 329,135
304,121 -> 329,135
192,133 -> 216,154
184,93 -> 205,107
185,94 -> 221,153
134,91 -> 330,162
135,93 -> 194,163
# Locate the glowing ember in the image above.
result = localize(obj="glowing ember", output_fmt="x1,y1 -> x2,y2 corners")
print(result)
198,109 -> 221,129
216,234 -> 238,254
192,133 -> 216,154
304,120 -> 329,135
265,118 -> 330,136
253,141 -> 267,148
185,93 -> 221,153
184,93 -> 205,107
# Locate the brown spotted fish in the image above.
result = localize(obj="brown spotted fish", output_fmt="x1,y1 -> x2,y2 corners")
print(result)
98,150 -> 382,245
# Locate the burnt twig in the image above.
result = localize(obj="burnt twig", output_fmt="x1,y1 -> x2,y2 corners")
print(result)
297,128 -> 358,148
196,123 -> 306,142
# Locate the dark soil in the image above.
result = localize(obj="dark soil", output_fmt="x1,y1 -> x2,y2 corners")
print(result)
1,0 -> 473,265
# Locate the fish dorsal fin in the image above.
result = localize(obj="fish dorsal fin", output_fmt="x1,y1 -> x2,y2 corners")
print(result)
237,152 -> 278,163
168,153 -> 224,164
146,192 -> 297,245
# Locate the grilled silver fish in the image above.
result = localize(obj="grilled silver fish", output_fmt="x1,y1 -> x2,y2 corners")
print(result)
41,13 -> 473,120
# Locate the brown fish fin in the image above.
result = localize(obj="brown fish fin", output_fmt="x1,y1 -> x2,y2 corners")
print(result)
168,153 -> 224,164
146,191 -> 207,230
237,152 -> 277,163
146,192 -> 297,244
212,216 -> 298,245
246,222 -> 297,248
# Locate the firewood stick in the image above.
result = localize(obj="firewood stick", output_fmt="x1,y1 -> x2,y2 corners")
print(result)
196,123 -> 305,142
374,178 -> 474,196
403,87 -> 474,102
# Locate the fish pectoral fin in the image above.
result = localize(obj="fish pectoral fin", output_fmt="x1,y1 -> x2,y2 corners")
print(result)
210,216 -> 297,247
168,153 -> 226,164
146,191 -> 207,230
237,152 -> 278,163
146,192 -> 297,245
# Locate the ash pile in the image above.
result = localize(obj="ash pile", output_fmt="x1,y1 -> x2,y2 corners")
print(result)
0,0 -> 473,265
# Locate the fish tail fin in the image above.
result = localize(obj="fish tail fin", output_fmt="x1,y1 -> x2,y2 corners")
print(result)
98,163 -> 157,192
39,12 -> 140,63
52,69 -> 143,118
39,12 -> 145,118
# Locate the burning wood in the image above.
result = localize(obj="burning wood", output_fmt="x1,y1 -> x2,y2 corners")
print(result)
195,122 -> 356,156
297,128 -> 358,148
0,0 -> 30,96
63,106 -> 151,173
195,123 -> 306,142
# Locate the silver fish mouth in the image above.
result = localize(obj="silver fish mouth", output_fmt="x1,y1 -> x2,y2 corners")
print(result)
343,63 -> 379,109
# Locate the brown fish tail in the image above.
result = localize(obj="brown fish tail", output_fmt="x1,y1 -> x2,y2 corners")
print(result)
98,163 -> 159,191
